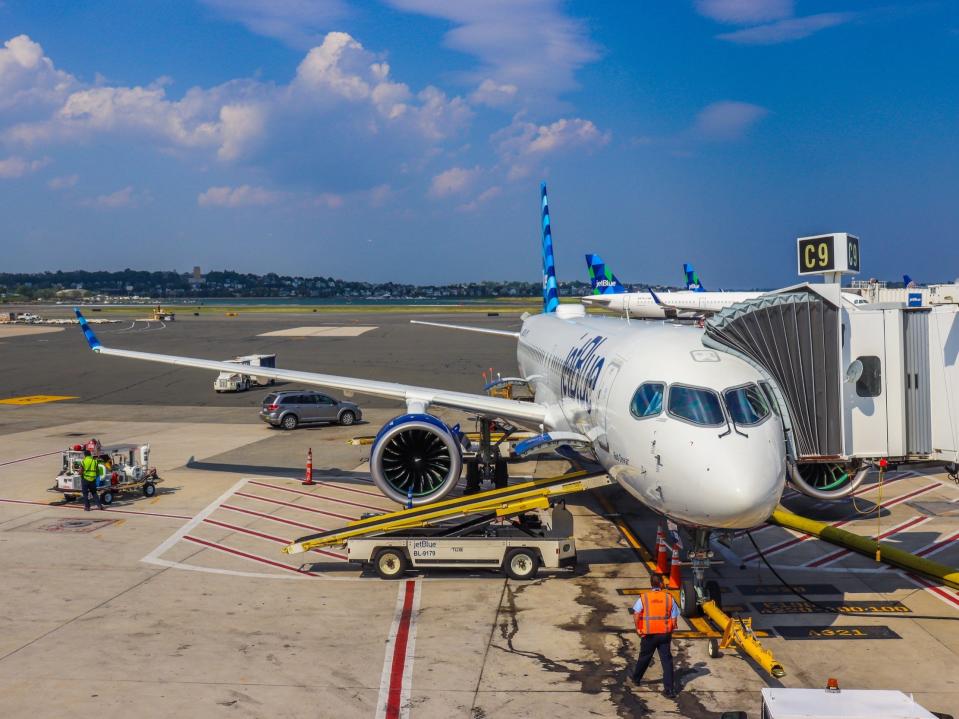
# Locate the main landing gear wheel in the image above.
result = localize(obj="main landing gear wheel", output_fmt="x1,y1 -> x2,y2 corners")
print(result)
493,459 -> 508,489
100,491 -> 114,506
374,548 -> 408,580
143,481 -> 157,498
504,548 -> 539,580
680,578 -> 700,618
281,414 -> 299,430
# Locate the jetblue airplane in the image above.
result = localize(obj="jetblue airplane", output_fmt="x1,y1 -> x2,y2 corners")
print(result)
73,184 -> 788,610
583,253 -> 867,318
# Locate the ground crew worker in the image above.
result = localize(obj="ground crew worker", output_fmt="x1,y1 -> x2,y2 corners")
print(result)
629,573 -> 679,698
80,449 -> 103,511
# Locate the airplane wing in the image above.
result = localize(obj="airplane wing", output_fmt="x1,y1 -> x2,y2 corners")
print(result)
74,309 -> 547,426
409,320 -> 519,338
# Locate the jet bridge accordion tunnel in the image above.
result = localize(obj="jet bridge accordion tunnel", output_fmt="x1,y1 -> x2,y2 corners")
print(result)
702,287 -> 959,500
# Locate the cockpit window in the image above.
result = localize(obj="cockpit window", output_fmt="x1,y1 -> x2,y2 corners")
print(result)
630,382 -> 664,419
667,385 -> 725,427
723,384 -> 770,426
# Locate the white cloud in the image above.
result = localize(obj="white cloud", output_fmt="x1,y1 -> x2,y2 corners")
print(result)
80,185 -> 141,208
692,101 -> 768,140
312,192 -> 344,209
694,0 -> 793,24
469,79 -> 518,108
2,32 -> 472,194
492,116 -> 610,179
0,155 -> 50,178
429,165 -> 482,198
458,185 -> 501,212
694,1 -> 855,45
717,13 -> 855,44
197,185 -> 281,207
384,0 -> 598,106
200,0 -> 349,48
48,173 -> 78,189
0,35 -> 76,114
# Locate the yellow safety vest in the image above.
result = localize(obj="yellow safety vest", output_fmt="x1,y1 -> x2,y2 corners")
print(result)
81,455 -> 99,482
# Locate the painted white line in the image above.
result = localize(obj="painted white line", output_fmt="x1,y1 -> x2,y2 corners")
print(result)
141,478 -> 247,566
375,579 -> 421,719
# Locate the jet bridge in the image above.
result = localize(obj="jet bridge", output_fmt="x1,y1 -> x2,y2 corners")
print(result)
701,233 -> 959,499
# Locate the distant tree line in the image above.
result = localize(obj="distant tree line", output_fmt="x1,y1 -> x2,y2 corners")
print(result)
0,268 -> 664,301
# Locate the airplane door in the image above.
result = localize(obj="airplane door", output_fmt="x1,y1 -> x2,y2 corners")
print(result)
595,357 -> 623,449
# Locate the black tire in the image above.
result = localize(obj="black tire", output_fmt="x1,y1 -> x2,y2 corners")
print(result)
504,548 -> 539,580
374,548 -> 408,580
679,579 -> 700,618
281,414 -> 299,430
705,580 -> 722,610
100,491 -> 114,506
143,482 -> 157,498
707,638 -> 721,659
494,459 -> 509,489
339,410 -> 356,426
464,462 -> 481,495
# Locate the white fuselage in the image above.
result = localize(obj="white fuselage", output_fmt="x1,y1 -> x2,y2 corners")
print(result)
583,290 -> 869,318
516,313 -> 786,529
583,290 -> 761,318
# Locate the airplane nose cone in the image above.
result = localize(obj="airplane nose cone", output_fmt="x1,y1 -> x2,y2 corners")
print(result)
705,441 -> 786,529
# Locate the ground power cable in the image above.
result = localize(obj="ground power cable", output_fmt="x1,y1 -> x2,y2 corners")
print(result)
745,530 -> 845,615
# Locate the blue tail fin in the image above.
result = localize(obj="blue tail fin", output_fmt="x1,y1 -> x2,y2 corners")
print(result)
541,183 -> 559,313
903,274 -> 914,288
684,263 -> 705,292
585,253 -> 627,294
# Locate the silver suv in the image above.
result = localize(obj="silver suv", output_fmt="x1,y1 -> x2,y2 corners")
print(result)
259,391 -> 362,430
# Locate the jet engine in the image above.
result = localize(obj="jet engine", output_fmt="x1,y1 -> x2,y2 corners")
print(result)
369,414 -> 464,505
787,460 -> 869,500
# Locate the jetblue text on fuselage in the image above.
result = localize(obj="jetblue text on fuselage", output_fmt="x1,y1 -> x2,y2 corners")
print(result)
561,335 -> 607,407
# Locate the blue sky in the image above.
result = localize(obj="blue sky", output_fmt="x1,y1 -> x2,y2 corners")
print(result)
1,0 -> 957,287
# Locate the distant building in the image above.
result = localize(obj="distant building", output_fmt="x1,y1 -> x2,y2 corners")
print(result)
188,265 -> 204,288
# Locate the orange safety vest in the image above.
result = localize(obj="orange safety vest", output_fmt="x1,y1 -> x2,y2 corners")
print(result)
635,590 -> 677,635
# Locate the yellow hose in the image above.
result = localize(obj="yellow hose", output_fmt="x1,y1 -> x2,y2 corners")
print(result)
770,507 -> 959,591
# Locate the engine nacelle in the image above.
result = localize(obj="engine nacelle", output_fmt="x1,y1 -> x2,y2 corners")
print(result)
370,414 -> 464,505
787,461 -> 870,500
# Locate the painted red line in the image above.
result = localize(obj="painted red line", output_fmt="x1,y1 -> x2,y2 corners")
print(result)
0,497 -> 190,520
386,580 -> 416,719
806,516 -> 930,568
220,503 -> 327,532
182,535 -> 318,576
248,479 -> 388,512
735,474 -> 913,538
203,518 -> 346,561
234,491 -> 355,521
908,574 -> 959,610
745,482 -> 940,562
916,530 -> 959,559
0,450 -> 62,467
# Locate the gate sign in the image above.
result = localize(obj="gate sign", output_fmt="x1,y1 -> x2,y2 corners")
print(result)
797,233 -> 860,276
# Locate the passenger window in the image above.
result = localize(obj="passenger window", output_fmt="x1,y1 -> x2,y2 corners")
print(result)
318,395 -> 335,405
856,355 -> 882,397
281,395 -> 300,405
723,384 -> 770,426
630,383 -> 664,419
667,385 -> 725,426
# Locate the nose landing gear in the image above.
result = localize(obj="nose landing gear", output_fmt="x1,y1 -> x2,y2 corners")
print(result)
676,528 -> 720,618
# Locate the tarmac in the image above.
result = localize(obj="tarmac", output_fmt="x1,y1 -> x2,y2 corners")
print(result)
1,308 -> 958,718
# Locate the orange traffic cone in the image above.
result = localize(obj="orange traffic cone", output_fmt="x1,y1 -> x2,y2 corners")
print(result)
655,526 -> 669,575
301,448 -> 314,486
668,542 -> 682,590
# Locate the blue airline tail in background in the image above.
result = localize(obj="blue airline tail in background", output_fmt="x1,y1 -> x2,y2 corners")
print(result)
684,263 -> 705,292
585,253 -> 627,294
541,183 -> 559,313
904,274 -> 916,288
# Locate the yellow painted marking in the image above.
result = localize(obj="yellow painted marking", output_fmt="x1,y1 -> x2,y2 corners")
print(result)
595,492 -> 659,572
0,395 -> 78,405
